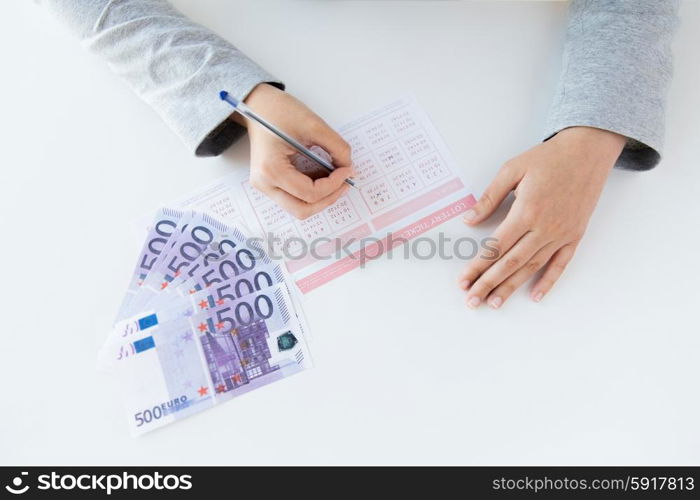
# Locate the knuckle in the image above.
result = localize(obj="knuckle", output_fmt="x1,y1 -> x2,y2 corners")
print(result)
501,159 -> 520,176
478,279 -> 497,291
338,140 -> 351,158
551,219 -> 575,237
249,175 -> 265,191
294,185 -> 316,203
305,189 -> 323,204
481,240 -> 502,261
479,192 -> 494,211
258,160 -> 276,175
309,120 -> 327,136
548,220 -> 566,236
499,161 -> 513,176
291,207 -> 310,220
497,283 -> 515,297
519,208 -> 539,227
503,256 -> 521,270
301,205 -> 317,220
550,261 -> 568,274
501,159 -> 516,170
526,260 -> 542,273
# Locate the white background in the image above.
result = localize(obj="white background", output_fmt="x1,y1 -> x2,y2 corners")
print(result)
1,0 -> 699,465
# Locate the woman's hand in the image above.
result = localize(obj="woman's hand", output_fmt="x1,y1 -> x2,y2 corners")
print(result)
234,83 -> 355,219
458,126 -> 627,308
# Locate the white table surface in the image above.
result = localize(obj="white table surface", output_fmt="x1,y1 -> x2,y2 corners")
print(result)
2,0 -> 699,466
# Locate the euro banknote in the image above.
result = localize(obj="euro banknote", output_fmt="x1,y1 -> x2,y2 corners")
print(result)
102,209 -> 311,435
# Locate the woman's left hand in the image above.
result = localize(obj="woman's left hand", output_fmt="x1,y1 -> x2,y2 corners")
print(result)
458,126 -> 627,309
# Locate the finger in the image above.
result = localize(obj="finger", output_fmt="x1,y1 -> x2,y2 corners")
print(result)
266,183 -> 350,220
464,231 -> 547,309
269,161 -> 352,204
485,243 -> 558,309
457,213 -> 529,290
304,122 -> 354,170
530,243 -> 577,302
310,165 -> 355,195
463,161 -> 523,226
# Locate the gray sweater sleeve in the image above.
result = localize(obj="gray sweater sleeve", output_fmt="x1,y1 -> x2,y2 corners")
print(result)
39,0 -> 284,156
545,0 -> 680,170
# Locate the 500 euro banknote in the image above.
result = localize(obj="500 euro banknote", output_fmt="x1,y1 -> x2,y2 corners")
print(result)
100,284 -> 310,435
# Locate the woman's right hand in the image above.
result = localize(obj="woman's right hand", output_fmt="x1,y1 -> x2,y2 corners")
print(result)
234,83 -> 355,219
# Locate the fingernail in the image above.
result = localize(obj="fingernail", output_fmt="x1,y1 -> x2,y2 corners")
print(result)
459,279 -> 470,289
463,209 -> 477,224
467,296 -> 481,309
489,296 -> 503,309
533,292 -> 544,302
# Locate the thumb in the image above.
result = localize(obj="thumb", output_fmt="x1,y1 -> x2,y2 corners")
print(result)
464,162 -> 521,225
308,123 -> 354,174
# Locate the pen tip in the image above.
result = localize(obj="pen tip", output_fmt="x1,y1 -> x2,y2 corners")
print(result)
219,90 -> 229,100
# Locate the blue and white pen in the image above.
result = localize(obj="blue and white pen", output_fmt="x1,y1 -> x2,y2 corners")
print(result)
219,90 -> 356,188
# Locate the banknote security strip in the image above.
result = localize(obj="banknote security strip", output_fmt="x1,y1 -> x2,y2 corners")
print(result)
100,210 -> 311,436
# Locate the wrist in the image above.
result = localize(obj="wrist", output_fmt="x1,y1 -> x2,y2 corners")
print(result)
230,83 -> 284,128
554,126 -> 627,168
